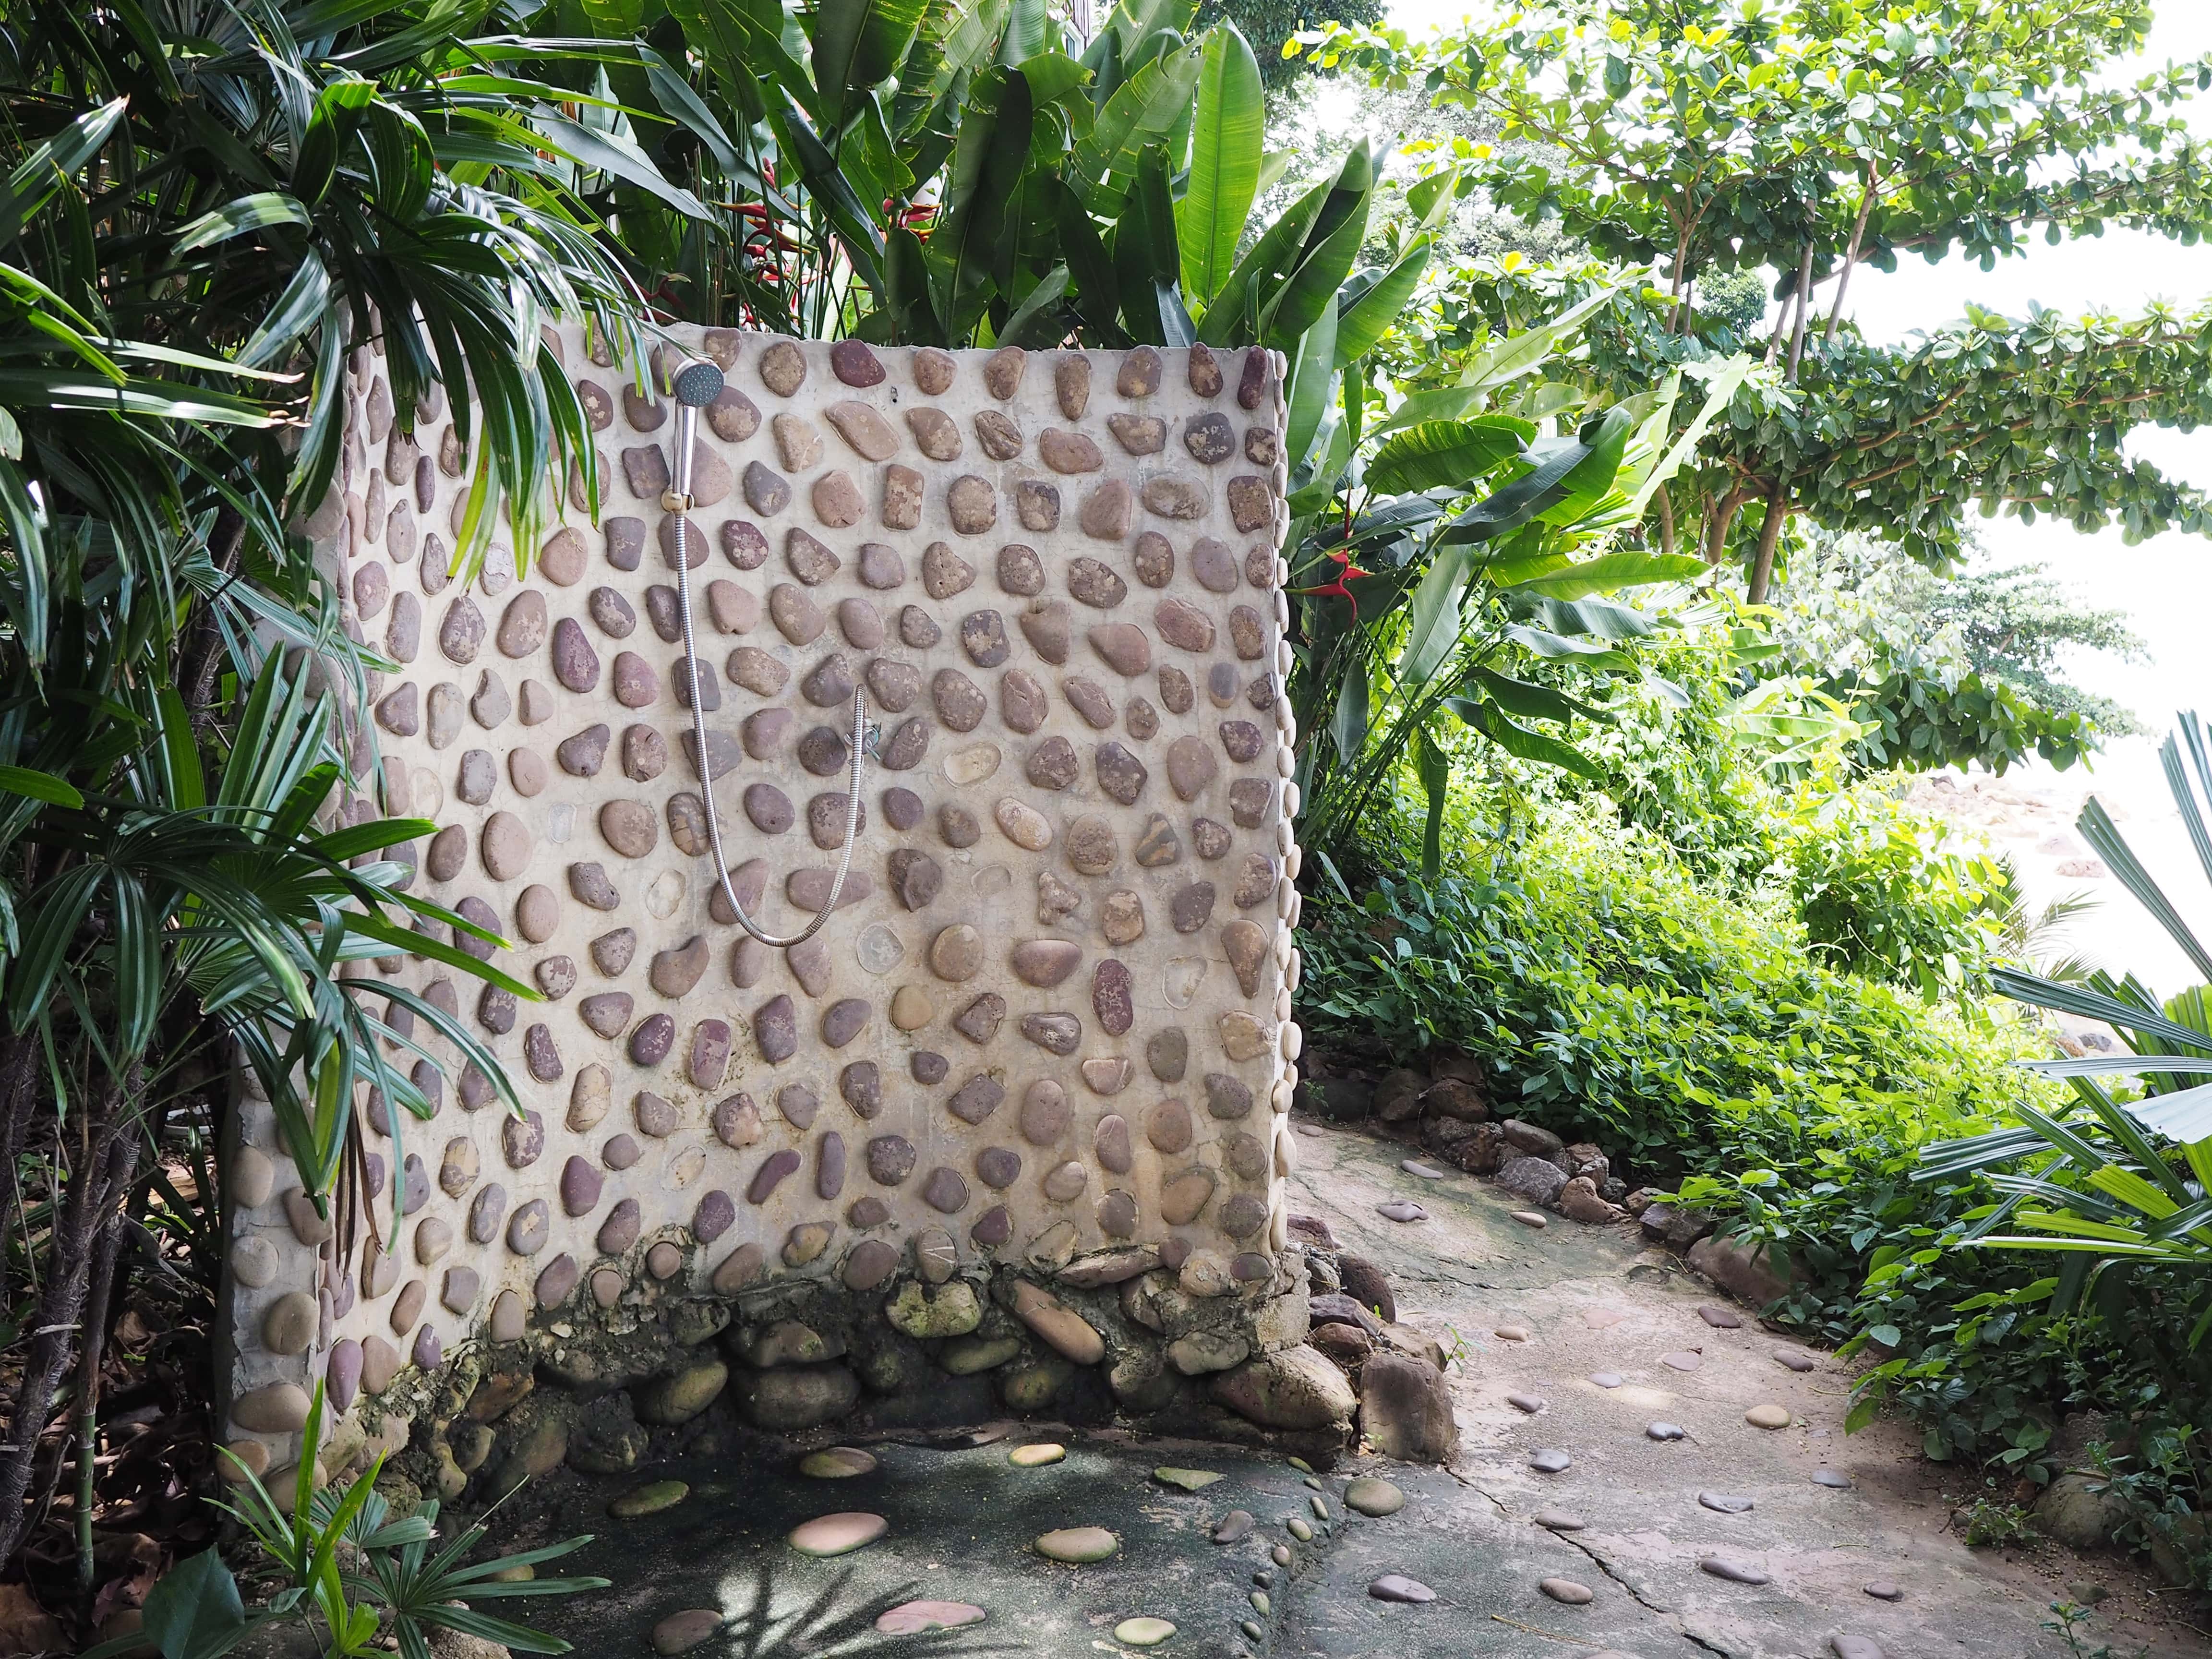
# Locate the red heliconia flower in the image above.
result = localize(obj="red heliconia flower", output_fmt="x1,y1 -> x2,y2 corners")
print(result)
1290,549 -> 1374,619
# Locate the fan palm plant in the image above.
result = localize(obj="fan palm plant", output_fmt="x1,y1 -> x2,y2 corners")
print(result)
1920,714 -> 2212,1340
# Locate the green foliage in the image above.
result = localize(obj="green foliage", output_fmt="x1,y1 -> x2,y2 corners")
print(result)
1194,0 -> 1384,89
1301,3 -> 2212,589
1961,1499 -> 2039,1549
1777,784 -> 2011,998
1765,534 -> 2139,770
85,1385 -> 604,1658
1298,815 -> 2032,1171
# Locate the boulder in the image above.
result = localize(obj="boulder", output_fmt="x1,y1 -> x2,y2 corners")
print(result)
1557,1177 -> 1622,1225
1429,1051 -> 1484,1085
735,1361 -> 860,1431
1686,1232 -> 1795,1307
1370,1069 -> 1425,1122
1337,1255 -> 1395,1323
1424,1118 -> 1503,1174
1209,1345 -> 1357,1435
2036,1470 -> 2128,1551
1496,1155 -> 1567,1206
1639,1199 -> 1715,1250
1358,1352 -> 1458,1462
1500,1118 -> 1565,1159
1309,1074 -> 1379,1122
1560,1142 -> 1610,1182
636,1358 -> 729,1425
1419,1078 -> 1486,1121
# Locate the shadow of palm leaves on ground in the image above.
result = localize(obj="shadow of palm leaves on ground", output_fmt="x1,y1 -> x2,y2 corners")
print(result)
704,1563 -> 1023,1658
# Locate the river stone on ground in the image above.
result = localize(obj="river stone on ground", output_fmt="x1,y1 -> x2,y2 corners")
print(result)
481,1112 -> 2198,1659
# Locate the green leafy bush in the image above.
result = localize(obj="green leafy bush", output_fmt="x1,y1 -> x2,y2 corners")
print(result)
1300,814 -> 2033,1173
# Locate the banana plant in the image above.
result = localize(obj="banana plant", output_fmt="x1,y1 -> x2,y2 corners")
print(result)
1285,259 -> 1753,869
1919,713 -> 2212,1322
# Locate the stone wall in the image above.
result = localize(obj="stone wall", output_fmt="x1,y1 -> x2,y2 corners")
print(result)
216,327 -> 1314,1495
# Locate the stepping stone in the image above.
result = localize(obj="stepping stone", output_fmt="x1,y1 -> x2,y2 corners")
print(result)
1400,1159 -> 1446,1178
1699,1555 -> 1769,1585
1864,1581 -> 1902,1600
1154,1466 -> 1223,1491
1214,1510 -> 1255,1544
1583,1307 -> 1626,1328
1114,1617 -> 1177,1647
1773,1349 -> 1816,1372
1534,1510 -> 1585,1531
876,1602 -> 986,1635
1660,1350 -> 1702,1371
1494,1325 -> 1529,1342
1506,1392 -> 1547,1414
1010,1443 -> 1065,1467
1271,1545 -> 1291,1567
1744,1403 -> 1791,1430
1309,1494 -> 1330,1520
1646,1422 -> 1685,1441
789,1512 -> 888,1557
1368,1575 -> 1435,1604
1287,1457 -> 1315,1472
1286,1518 -> 1313,1541
1242,1620 -> 1263,1640
1812,1468 -> 1852,1488
1698,1305 -> 1742,1329
1301,1477 -> 1324,1491
651,1610 -> 721,1655
1035,1526 -> 1118,1563
1529,1448 -> 1571,1473
1587,1372 -> 1624,1389
1833,1638 -> 1886,1659
1345,1478 -> 1404,1516
1378,1199 -> 1428,1222
1510,1210 -> 1548,1229
799,1447 -> 876,1479
611,1480 -> 689,1517
1294,1121 -> 1322,1136
1698,1491 -> 1755,1514
1540,1578 -> 1594,1605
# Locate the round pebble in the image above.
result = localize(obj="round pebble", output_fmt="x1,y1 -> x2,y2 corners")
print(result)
1699,1305 -> 1743,1329
1367,1575 -> 1434,1604
789,1512 -> 888,1557
651,1610 -> 722,1656
1863,1581 -> 1902,1600
1773,1349 -> 1817,1372
1400,1160 -> 1446,1178
1286,1518 -> 1313,1541
1506,1393 -> 1547,1414
1812,1468 -> 1853,1488
1034,1527 -> 1118,1563
1698,1491 -> 1755,1514
1010,1443 -> 1066,1468
1587,1372 -> 1624,1389
1646,1421 -> 1686,1442
1660,1350 -> 1702,1371
1214,1510 -> 1254,1543
1745,1403 -> 1791,1430
610,1480 -> 689,1517
1528,1449 -> 1571,1474
1699,1555 -> 1770,1585
876,1602 -> 985,1635
1114,1618 -> 1177,1647
1533,1509 -> 1586,1531
799,1447 -> 877,1479
1271,1544 -> 1291,1567
1344,1478 -> 1404,1516
1494,1326 -> 1529,1343
1241,1621 -> 1264,1641
1833,1637 -> 1885,1659
1540,1578 -> 1594,1605
1377,1199 -> 1427,1223
1509,1210 -> 1549,1230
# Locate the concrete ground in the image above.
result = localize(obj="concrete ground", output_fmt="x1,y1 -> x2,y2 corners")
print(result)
505,1119 -> 2208,1659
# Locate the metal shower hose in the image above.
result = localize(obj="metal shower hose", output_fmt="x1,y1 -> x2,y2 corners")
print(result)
660,351 -> 867,949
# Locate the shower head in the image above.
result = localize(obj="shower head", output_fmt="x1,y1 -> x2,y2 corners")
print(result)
668,355 -> 725,409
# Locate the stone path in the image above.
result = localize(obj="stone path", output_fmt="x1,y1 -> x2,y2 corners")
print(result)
506,1117 -> 2202,1659
1284,1120 -> 2205,1659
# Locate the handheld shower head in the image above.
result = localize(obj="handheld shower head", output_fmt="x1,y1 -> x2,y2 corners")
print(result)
668,355 -> 725,409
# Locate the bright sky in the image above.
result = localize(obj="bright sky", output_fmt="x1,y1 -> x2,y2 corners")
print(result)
1334,3 -> 2212,976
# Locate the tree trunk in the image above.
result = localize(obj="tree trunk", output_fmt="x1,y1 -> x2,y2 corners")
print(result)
1746,480 -> 1791,603
1704,486 -> 1747,565
1786,242 -> 1816,381
1655,484 -> 1676,557
0,1083 -> 134,1566
1826,166 -> 1879,342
